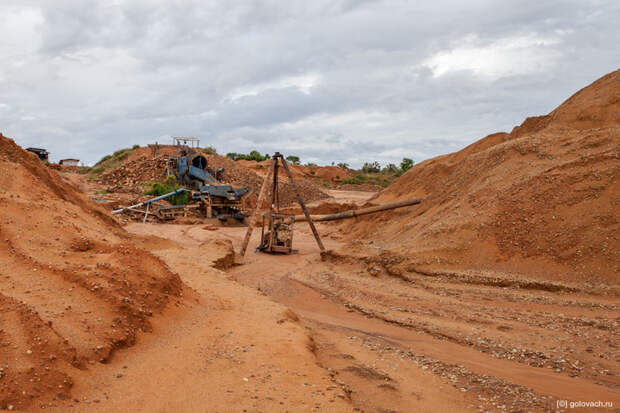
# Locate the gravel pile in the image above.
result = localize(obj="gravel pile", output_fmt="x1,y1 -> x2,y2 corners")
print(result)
97,152 -> 330,207
98,155 -> 168,193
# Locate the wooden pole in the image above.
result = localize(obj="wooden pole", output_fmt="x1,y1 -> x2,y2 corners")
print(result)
239,158 -> 276,256
279,156 -> 325,251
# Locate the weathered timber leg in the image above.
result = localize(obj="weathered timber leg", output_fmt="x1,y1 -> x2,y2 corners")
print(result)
280,157 -> 325,251
239,159 -> 276,256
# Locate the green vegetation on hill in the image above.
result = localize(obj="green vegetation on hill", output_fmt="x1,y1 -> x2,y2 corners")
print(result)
89,147 -> 135,178
342,172 -> 396,188
226,150 -> 270,162
341,157 -> 415,188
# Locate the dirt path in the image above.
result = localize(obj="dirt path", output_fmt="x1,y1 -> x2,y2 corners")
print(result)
120,217 -> 618,412
62,226 -> 353,413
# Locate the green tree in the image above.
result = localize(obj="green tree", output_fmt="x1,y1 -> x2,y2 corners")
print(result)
362,161 -> 381,173
400,158 -> 414,172
286,155 -> 301,165
337,162 -> 349,169
226,152 -> 242,161
226,151 -> 270,162
248,150 -> 263,161
382,163 -> 399,174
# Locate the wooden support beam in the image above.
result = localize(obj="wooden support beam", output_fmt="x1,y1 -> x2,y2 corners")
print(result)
239,158 -> 276,256
279,157 -> 325,252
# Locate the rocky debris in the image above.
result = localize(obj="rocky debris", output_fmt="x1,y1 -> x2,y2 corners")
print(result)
96,151 -> 330,207
98,155 -> 168,193
70,237 -> 93,252
293,246 -> 620,411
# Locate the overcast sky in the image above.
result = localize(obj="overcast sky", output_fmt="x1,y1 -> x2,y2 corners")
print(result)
1,1 -> 618,166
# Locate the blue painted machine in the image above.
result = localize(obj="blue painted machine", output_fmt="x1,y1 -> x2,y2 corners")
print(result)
168,154 -> 219,189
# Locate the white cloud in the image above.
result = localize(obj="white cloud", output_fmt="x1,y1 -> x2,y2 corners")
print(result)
0,6 -> 43,57
423,33 -> 562,79
226,73 -> 322,101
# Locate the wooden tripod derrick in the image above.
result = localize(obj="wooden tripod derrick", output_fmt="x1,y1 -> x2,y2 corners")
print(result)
239,152 -> 325,256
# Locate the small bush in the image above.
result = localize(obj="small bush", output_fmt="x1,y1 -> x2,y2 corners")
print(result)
145,178 -> 188,205
112,148 -> 131,161
132,144 -> 140,150
342,174 -> 366,185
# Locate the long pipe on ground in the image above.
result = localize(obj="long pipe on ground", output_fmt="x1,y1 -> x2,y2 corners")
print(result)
112,188 -> 190,215
293,197 -> 424,222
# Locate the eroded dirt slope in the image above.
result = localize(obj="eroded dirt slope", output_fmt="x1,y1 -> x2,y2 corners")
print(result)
0,135 -> 184,410
343,69 -> 620,285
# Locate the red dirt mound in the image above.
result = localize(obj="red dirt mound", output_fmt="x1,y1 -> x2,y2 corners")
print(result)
241,160 -> 355,184
0,134 -> 185,410
125,145 -> 179,163
342,69 -> 620,285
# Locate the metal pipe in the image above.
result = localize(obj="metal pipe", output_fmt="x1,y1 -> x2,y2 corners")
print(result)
293,198 -> 424,222
112,188 -> 190,214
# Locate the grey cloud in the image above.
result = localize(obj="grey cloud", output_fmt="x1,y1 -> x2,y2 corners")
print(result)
0,0 -> 618,167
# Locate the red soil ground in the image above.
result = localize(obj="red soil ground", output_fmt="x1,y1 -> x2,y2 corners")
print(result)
0,135 -> 186,410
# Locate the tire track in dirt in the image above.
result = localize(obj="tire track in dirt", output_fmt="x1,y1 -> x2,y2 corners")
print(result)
215,223 -> 620,412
